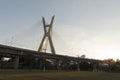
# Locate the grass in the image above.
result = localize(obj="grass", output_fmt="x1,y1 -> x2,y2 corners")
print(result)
0,71 -> 120,80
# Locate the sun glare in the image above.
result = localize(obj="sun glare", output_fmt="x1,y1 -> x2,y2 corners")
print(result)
96,46 -> 120,60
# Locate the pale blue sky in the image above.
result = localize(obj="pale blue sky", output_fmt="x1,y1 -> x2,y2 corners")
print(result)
0,0 -> 120,60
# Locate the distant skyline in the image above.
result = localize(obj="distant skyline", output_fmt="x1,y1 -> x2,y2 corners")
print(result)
0,0 -> 120,60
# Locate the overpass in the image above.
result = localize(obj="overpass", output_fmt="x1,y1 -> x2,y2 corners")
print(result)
0,44 -> 101,71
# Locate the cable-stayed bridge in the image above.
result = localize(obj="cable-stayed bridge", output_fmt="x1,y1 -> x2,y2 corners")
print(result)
0,16 -> 103,71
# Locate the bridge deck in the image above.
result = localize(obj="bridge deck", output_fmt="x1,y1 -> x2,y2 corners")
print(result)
0,44 -> 101,62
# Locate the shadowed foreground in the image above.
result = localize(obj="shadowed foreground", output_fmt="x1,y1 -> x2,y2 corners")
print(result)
0,72 -> 120,80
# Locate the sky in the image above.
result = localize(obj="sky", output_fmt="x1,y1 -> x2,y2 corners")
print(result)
0,0 -> 120,60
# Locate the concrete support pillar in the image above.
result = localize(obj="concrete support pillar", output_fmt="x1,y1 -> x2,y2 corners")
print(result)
88,62 -> 91,71
57,59 -> 61,71
0,57 -> 3,69
14,56 -> 19,69
77,61 -> 80,71
93,63 -> 97,72
43,59 -> 46,72
39,59 -> 43,70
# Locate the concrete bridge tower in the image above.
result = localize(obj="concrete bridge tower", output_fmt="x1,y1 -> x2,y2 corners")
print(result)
38,16 -> 56,54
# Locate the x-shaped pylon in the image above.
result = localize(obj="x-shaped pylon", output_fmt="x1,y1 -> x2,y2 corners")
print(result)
38,16 -> 56,54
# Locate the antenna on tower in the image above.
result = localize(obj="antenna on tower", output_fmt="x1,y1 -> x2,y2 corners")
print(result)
38,16 -> 56,54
